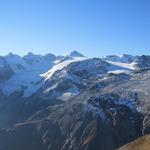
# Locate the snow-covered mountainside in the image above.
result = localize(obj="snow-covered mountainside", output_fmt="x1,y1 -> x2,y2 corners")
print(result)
0,52 -> 143,97
0,52 -> 83,97
0,52 -> 150,150
0,53 -> 55,96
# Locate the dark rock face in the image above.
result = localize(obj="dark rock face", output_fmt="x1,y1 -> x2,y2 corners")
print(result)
0,123 -> 47,150
135,55 -> 150,68
0,66 -> 14,82
142,113 -> 150,135
0,57 -> 14,82
0,99 -> 143,150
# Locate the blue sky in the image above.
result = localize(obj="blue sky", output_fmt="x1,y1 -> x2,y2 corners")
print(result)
0,0 -> 150,57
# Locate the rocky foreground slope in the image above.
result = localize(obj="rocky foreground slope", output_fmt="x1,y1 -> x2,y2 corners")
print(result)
0,52 -> 150,150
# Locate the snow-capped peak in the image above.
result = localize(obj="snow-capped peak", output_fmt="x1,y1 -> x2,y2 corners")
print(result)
69,51 -> 85,58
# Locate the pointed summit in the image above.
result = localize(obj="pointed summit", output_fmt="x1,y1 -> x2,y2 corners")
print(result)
69,51 -> 85,57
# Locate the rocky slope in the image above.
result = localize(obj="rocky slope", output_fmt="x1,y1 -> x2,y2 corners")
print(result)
0,52 -> 150,150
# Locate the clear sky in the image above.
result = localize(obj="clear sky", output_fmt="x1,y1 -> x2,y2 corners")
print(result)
0,0 -> 150,57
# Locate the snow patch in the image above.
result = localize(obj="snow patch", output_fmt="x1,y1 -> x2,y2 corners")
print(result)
108,70 -> 130,74
58,86 -> 80,101
107,61 -> 137,70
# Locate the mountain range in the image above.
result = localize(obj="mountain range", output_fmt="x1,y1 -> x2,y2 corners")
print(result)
0,51 -> 150,150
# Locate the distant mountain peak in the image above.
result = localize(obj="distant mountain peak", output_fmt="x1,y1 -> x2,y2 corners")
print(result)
24,52 -> 41,57
69,51 -> 85,57
27,52 -> 34,55
105,54 -> 138,63
6,52 -> 19,58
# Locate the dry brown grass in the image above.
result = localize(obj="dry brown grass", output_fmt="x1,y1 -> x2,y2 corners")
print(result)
118,134 -> 150,150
